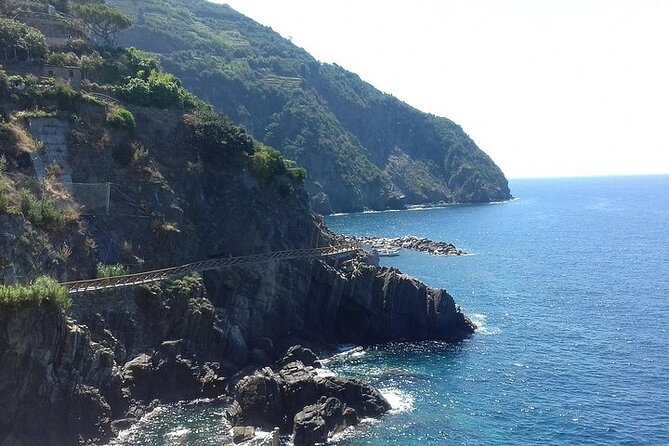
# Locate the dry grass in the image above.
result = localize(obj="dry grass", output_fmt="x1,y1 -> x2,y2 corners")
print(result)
5,122 -> 39,153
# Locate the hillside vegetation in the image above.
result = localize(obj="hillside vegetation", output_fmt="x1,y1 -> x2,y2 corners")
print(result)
110,0 -> 512,213
0,19 -> 311,285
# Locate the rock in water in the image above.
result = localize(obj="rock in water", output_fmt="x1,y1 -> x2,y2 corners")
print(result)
226,351 -> 391,445
275,345 -> 320,369
293,397 -> 348,446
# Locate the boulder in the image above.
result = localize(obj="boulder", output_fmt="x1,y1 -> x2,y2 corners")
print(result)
226,351 -> 390,445
293,397 -> 357,446
275,345 -> 320,369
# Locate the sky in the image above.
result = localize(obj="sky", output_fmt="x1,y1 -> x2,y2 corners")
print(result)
217,0 -> 669,179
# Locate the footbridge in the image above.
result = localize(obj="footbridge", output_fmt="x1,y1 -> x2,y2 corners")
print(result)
61,243 -> 360,295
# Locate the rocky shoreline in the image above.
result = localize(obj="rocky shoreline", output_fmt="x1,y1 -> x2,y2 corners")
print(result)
0,255 -> 474,446
226,346 -> 391,446
348,235 -> 467,256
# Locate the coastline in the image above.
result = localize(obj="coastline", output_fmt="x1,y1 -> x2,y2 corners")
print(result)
328,197 -> 519,217
345,235 -> 467,257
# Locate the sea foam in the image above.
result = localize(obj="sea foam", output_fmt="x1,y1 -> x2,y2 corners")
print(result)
380,387 -> 415,414
470,313 -> 501,335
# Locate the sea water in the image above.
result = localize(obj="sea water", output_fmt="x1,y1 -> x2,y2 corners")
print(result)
115,176 -> 669,445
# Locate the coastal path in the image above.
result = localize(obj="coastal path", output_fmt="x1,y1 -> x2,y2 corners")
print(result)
60,243 -> 360,294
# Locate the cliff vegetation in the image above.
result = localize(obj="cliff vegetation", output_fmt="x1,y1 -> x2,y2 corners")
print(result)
109,0 -> 512,213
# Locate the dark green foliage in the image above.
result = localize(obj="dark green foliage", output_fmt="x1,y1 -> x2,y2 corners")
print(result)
48,80 -> 79,110
72,3 -> 132,45
0,276 -> 71,310
81,47 -> 157,84
106,106 -> 135,129
0,18 -> 48,61
80,47 -> 197,108
0,66 -> 8,95
111,0 -> 512,212
0,156 -> 14,214
185,110 -> 253,161
115,70 -> 194,108
46,52 -> 80,67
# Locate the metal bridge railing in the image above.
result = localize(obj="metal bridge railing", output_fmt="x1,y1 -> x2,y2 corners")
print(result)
60,243 -> 360,295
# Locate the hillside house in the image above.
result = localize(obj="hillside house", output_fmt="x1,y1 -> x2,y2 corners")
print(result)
42,65 -> 82,87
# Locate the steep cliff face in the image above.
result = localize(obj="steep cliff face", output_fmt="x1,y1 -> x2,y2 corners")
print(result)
0,303 -> 118,446
0,258 -> 472,445
203,256 -> 474,355
110,0 -> 512,213
71,258 -> 474,376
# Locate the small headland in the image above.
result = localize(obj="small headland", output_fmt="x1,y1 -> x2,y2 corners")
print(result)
347,235 -> 467,256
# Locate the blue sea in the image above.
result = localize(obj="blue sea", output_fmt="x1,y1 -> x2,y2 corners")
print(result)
116,176 -> 669,445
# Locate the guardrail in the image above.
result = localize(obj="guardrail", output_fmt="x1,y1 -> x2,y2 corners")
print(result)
61,243 -> 360,294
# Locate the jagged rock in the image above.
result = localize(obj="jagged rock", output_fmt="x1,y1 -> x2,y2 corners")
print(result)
0,303 -> 118,446
226,353 -> 390,444
293,397 -> 347,446
275,345 -> 320,369
121,342 -> 226,403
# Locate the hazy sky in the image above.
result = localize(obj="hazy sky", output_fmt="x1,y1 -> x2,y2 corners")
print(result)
218,0 -> 669,179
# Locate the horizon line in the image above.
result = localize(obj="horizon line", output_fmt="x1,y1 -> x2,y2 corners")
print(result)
507,172 -> 669,181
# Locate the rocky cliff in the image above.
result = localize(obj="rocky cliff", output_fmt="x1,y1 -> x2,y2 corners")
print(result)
0,257 -> 473,445
1,49 -> 473,445
0,302 -> 117,446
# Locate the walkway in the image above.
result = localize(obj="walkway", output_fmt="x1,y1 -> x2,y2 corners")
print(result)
61,243 -> 360,294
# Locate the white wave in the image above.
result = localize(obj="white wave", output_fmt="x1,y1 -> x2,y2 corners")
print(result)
186,397 -> 214,406
166,427 -> 190,439
328,425 -> 358,443
470,313 -> 500,335
315,367 -> 337,378
321,345 -> 365,366
110,406 -> 168,444
380,387 -> 414,414
227,427 -> 275,446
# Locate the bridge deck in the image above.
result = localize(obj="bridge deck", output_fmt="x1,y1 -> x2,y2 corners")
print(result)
61,243 -> 359,294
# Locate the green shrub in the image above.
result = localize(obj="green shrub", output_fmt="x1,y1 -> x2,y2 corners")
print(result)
106,106 -> 135,129
0,66 -> 8,95
283,158 -> 307,182
18,188 -> 75,231
96,263 -> 127,278
0,276 -> 70,310
186,111 -> 254,160
252,145 -> 285,181
47,52 -> 80,67
48,80 -> 80,110
0,159 -> 16,215
287,166 -> 307,182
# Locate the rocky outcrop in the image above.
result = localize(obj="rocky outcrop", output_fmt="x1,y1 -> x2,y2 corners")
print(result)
0,302 -> 119,446
0,254 -> 472,445
226,352 -> 390,445
198,255 -> 475,365
351,235 -> 466,256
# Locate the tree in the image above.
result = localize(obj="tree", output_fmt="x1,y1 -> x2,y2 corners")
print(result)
73,4 -> 131,46
0,18 -> 48,61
